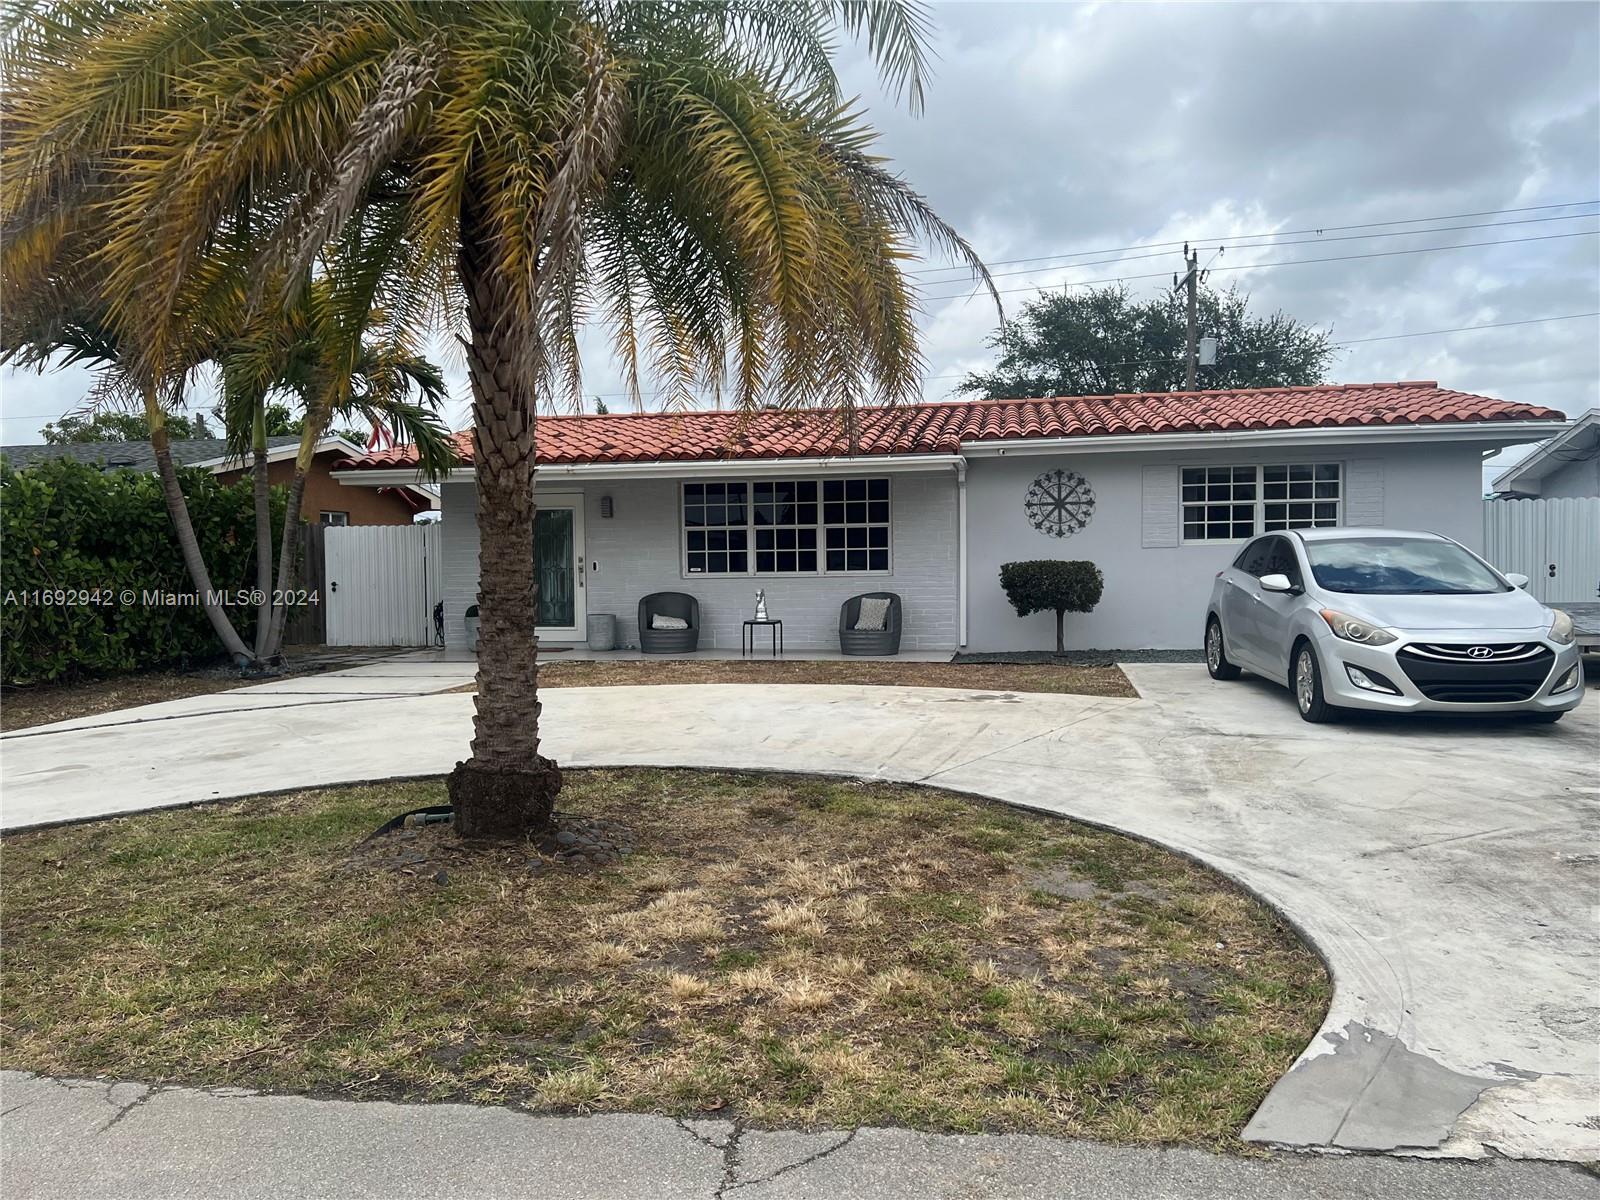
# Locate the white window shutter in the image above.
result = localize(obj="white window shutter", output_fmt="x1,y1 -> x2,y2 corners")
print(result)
1142,465 -> 1180,547
1345,459 -> 1385,526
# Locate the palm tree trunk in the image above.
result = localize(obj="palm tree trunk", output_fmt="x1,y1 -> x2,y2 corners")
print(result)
261,468 -> 307,659
446,205 -> 561,838
251,400 -> 273,659
146,393 -> 253,668
260,403 -> 329,660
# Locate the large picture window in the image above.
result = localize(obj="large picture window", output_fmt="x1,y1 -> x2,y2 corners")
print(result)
1181,463 -> 1341,543
683,477 -> 890,575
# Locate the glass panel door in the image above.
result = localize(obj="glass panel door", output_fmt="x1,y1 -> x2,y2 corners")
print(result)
533,499 -> 584,637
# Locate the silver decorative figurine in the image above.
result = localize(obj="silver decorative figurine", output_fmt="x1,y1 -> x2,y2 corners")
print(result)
754,589 -> 769,621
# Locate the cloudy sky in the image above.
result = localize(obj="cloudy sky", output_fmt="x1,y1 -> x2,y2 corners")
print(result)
3,1 -> 1596,483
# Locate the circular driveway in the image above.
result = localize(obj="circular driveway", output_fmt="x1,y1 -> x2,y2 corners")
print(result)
2,657 -> 1595,1160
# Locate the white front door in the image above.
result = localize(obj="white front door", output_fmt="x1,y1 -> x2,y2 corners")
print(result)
534,494 -> 586,640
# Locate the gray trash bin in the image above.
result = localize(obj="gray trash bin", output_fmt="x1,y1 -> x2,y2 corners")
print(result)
586,613 -> 617,652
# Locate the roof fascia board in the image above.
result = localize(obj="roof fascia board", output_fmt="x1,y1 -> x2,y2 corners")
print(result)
1490,410 -> 1595,491
190,435 -> 367,473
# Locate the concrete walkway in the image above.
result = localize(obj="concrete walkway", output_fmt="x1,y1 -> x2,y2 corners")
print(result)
3,1071 -> 1595,1200
1,656 -> 1596,1166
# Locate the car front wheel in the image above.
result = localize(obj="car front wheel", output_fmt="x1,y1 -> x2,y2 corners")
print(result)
1293,643 -> 1337,723
1205,617 -> 1241,681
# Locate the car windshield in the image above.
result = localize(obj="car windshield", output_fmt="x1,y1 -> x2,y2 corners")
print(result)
1303,537 -> 1508,595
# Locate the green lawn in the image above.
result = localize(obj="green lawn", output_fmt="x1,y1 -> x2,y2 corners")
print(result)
0,770 -> 1328,1148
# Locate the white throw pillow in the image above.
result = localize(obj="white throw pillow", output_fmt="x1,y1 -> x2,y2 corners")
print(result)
853,597 -> 891,631
651,614 -> 689,630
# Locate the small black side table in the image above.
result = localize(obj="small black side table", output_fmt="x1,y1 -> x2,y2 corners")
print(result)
742,618 -> 783,657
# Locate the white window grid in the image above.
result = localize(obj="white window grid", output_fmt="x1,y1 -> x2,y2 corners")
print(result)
682,477 -> 891,576
1181,463 -> 1341,543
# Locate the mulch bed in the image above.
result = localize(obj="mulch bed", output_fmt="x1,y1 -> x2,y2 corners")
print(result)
482,657 -> 1139,697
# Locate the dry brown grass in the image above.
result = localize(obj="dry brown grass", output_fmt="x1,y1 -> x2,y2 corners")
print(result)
0,770 -> 1328,1148
450,657 -> 1138,698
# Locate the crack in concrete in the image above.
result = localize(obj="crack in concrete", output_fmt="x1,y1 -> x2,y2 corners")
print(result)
677,1119 -> 862,1198
674,1116 -> 742,1197
713,1121 -> 745,1199
725,1128 -> 859,1195
96,1083 -> 159,1134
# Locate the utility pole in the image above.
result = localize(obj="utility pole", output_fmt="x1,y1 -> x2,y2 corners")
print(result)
1174,243 -> 1200,391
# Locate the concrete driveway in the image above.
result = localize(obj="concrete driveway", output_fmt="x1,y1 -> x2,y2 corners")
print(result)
1,656 -> 1595,1161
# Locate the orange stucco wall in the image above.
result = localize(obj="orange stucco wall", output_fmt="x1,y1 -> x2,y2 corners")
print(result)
214,449 -> 427,525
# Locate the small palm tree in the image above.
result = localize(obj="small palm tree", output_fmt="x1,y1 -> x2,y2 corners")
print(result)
219,266 -> 455,660
4,253 -> 454,664
2,2 -> 992,836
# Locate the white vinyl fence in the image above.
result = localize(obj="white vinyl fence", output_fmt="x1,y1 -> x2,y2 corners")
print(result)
324,524 -> 444,647
1483,497 -> 1600,604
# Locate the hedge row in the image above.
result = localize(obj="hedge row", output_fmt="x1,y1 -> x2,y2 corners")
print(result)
1,458 -> 285,685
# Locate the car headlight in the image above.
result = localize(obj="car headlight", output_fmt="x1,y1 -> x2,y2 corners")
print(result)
1319,609 -> 1397,646
1548,609 -> 1575,646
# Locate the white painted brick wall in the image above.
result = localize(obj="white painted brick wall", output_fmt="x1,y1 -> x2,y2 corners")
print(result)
438,471 -> 960,652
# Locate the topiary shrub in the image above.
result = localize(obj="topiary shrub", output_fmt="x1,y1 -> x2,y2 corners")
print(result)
998,560 -> 1104,652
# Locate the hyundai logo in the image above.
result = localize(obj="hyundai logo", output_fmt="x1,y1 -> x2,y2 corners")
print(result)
1466,646 -> 1494,659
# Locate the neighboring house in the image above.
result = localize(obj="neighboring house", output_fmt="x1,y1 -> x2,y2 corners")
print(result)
2,435 -> 435,525
1490,408 -> 1599,499
337,381 -> 1564,652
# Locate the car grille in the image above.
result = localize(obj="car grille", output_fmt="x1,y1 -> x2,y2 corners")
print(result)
1396,643 -> 1555,703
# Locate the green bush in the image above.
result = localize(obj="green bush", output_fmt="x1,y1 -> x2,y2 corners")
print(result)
1,458 -> 285,684
998,559 -> 1104,652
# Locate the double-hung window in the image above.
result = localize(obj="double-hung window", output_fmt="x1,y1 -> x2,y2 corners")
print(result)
1181,463 -> 1341,543
683,477 -> 891,575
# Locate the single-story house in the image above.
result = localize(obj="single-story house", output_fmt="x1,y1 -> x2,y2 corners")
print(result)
336,381 -> 1565,652
1490,407 -> 1599,499
2,434 -> 436,525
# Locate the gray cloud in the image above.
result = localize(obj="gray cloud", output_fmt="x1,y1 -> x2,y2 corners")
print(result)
4,2 -> 1596,451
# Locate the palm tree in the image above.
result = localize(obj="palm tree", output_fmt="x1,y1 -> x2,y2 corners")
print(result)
3,251 -> 454,665
2,2 -> 992,837
218,266 -> 455,661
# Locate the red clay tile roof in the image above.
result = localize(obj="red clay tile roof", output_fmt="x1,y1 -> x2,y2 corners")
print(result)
342,382 -> 1562,470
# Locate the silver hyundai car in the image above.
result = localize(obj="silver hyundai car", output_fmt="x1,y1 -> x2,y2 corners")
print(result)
1203,528 -> 1584,723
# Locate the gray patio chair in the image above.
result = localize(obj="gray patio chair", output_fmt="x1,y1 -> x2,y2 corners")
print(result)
638,592 -> 700,653
839,591 -> 902,656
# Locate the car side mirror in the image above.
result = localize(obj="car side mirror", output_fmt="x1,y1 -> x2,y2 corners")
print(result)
1504,572 -> 1530,589
1259,573 -> 1297,593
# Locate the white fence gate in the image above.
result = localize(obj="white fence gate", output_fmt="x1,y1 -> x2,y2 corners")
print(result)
324,524 -> 444,647
1483,497 -> 1600,604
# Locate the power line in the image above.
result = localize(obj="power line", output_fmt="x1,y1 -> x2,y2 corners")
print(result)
510,311 -> 1600,401
948,312 -> 1600,378
918,228 -> 1600,304
910,199 -> 1600,277
1335,311 -> 1600,346
947,211 -> 1599,287
7,306 -> 1595,419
